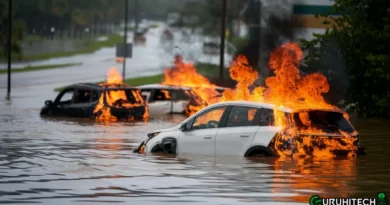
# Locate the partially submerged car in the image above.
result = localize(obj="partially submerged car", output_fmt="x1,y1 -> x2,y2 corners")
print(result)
134,101 -> 365,157
40,83 -> 147,120
137,84 -> 207,116
134,30 -> 146,45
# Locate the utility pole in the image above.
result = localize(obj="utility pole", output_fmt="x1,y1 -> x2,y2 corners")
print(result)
122,0 -> 128,78
134,0 -> 139,32
219,0 -> 227,81
7,0 -> 12,100
258,0 -> 261,69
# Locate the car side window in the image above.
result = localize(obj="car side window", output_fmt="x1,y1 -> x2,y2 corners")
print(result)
74,89 -> 91,104
152,89 -> 170,101
225,106 -> 258,127
192,106 -> 227,130
258,108 -> 275,126
91,90 -> 100,102
57,89 -> 75,105
172,89 -> 188,101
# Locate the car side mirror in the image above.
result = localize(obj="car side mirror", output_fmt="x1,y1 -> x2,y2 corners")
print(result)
45,100 -> 53,106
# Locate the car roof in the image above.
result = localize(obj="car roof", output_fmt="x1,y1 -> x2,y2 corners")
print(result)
137,83 -> 192,90
137,83 -> 229,91
204,101 -> 345,113
63,83 -> 138,90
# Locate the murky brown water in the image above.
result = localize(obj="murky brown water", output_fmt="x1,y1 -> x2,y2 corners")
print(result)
1,86 -> 390,205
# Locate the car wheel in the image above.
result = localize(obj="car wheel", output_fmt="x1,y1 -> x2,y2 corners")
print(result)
160,138 -> 177,154
245,146 -> 276,158
252,152 -> 267,157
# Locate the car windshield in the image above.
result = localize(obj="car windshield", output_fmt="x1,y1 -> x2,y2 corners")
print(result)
291,110 -> 355,133
105,89 -> 144,107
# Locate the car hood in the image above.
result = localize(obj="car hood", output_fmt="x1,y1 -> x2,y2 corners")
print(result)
153,124 -> 181,133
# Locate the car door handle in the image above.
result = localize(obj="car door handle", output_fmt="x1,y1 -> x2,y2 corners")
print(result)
240,134 -> 249,138
204,136 -> 212,139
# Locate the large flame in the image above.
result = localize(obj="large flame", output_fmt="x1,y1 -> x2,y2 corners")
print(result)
157,42 -> 357,159
219,42 -> 357,159
93,67 -> 148,122
162,56 -> 221,109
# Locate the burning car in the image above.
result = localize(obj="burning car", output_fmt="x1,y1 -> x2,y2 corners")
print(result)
134,101 -> 365,158
40,83 -> 147,121
137,84 -> 207,117
41,67 -> 148,122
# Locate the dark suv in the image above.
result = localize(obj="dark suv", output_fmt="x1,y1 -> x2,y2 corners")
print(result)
40,83 -> 147,120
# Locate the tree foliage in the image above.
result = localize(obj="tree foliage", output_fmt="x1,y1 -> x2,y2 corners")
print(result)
300,0 -> 390,118
0,0 -> 25,59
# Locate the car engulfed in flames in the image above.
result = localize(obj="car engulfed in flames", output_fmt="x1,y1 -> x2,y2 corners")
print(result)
269,109 -> 363,158
92,67 -> 149,122
218,42 -> 366,158
162,55 -> 231,116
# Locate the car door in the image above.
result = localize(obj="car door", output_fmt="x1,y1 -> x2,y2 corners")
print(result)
68,88 -> 93,117
251,108 -> 280,147
53,88 -> 76,116
170,89 -> 189,113
216,106 -> 260,156
178,106 -> 228,156
147,89 -> 172,115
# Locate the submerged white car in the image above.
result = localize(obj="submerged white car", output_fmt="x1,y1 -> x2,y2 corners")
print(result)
137,84 -> 207,117
137,84 -> 227,117
134,101 -> 365,157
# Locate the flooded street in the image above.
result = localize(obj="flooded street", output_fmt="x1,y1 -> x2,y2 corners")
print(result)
0,84 -> 389,205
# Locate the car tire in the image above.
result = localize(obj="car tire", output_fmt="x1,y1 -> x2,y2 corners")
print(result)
244,146 -> 276,158
159,138 -> 177,154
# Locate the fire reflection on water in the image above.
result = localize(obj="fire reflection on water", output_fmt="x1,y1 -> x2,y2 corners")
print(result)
269,157 -> 358,203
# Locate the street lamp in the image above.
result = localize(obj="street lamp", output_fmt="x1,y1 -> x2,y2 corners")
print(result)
7,0 -> 12,100
123,0 -> 128,78
219,0 -> 227,81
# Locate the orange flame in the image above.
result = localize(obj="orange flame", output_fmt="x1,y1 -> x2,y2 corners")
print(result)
93,67 -> 148,122
162,56 -> 221,114
219,42 -> 357,159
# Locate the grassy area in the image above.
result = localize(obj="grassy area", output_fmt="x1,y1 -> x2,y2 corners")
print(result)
230,37 -> 249,51
25,34 -> 122,62
0,63 -> 81,74
2,34 -> 122,62
124,74 -> 164,86
24,35 -> 42,44
54,63 -> 222,92
197,62 -> 231,79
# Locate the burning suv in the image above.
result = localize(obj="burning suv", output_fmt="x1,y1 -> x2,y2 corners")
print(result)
40,83 -> 147,121
137,84 -> 208,117
134,101 -> 365,158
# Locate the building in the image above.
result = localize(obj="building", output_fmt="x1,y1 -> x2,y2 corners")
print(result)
291,0 -> 338,41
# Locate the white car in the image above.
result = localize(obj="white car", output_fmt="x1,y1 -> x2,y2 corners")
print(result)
137,84 -> 208,117
134,101 -> 365,157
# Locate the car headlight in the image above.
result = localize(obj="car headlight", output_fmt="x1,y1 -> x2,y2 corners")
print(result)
147,132 -> 160,139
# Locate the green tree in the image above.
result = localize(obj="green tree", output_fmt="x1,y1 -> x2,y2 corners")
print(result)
300,0 -> 390,118
0,0 -> 25,60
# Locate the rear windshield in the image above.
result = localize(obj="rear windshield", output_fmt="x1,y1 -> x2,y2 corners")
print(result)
292,110 -> 355,133
105,89 -> 144,107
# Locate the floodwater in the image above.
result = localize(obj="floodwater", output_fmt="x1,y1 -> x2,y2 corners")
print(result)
0,86 -> 390,205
